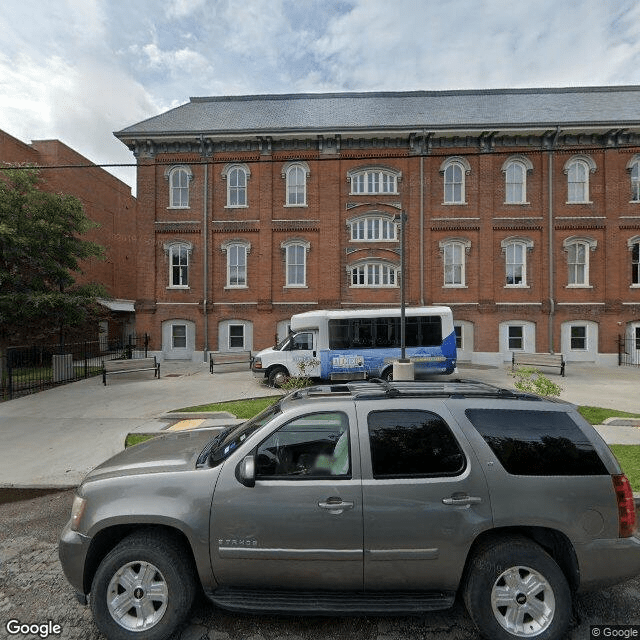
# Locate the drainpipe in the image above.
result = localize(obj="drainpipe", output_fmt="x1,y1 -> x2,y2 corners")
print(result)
202,143 -> 209,361
548,128 -> 559,353
420,154 -> 425,305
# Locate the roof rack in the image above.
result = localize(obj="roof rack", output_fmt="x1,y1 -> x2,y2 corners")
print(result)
286,379 -> 543,402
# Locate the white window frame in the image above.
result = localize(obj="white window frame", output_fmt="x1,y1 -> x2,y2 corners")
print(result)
563,236 -> 596,288
283,162 -> 309,207
564,155 -> 596,204
627,156 -> 640,203
502,155 -> 533,204
282,240 -> 310,288
171,324 -> 188,350
628,236 -> 640,287
501,237 -> 533,288
222,240 -> 251,289
222,163 -> 250,208
500,320 -> 535,358
348,213 -> 397,242
439,238 -> 471,287
165,165 -> 192,209
228,324 -> 245,350
347,166 -> 401,195
441,156 -> 470,205
348,261 -> 399,288
164,241 -> 192,289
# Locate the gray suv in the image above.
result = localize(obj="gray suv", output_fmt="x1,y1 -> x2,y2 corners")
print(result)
59,380 -> 640,640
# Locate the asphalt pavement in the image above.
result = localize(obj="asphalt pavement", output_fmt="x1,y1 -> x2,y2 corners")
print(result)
0,360 -> 638,488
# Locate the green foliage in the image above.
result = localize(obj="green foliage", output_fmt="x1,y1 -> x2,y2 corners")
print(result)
509,366 -> 563,397
173,396 -> 279,418
578,406 -> 640,425
0,165 -> 106,341
609,445 -> 640,491
280,357 -> 321,391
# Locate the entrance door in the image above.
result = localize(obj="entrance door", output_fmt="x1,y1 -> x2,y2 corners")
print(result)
288,331 -> 321,378
210,408 -> 363,590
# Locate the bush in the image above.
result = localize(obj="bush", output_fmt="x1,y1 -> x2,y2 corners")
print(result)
509,366 -> 563,398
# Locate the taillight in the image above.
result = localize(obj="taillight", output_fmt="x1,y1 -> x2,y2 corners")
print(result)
612,474 -> 637,538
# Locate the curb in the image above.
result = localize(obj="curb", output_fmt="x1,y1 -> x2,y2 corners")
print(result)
160,411 -> 237,420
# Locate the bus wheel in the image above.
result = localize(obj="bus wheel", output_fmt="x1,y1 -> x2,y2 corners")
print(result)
381,367 -> 393,381
268,366 -> 288,388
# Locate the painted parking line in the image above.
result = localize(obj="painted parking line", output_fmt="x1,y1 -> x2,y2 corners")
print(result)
167,419 -> 205,431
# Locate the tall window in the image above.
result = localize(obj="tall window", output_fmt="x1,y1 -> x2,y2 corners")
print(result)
564,237 -> 596,287
441,157 -> 470,204
168,167 -> 190,208
224,164 -> 250,207
628,157 -> 640,202
630,237 -> 640,286
229,324 -> 245,349
565,156 -> 595,203
283,241 -> 308,287
570,325 -> 587,350
172,324 -> 187,349
502,238 -> 532,287
350,262 -> 398,288
348,168 -> 400,195
508,325 -> 524,350
503,156 -> 532,204
225,242 -> 249,287
349,214 -> 396,241
167,243 -> 190,288
284,163 -> 308,206
440,239 -> 470,287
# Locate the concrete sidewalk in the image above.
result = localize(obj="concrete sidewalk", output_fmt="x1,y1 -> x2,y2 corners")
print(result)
0,360 -> 638,488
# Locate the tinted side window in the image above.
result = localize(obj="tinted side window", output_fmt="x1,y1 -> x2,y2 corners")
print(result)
368,410 -> 466,478
465,409 -> 608,476
256,412 -> 350,479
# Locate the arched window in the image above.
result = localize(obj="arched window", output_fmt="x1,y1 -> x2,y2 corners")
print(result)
281,239 -> 310,287
164,241 -> 193,288
221,240 -> 251,288
165,166 -> 192,208
283,162 -> 309,206
347,166 -> 400,195
222,164 -> 250,207
564,155 -> 596,203
628,236 -> 640,286
441,157 -> 470,204
627,156 -> 640,202
349,260 -> 398,288
501,237 -> 533,287
502,156 -> 533,204
439,238 -> 471,287
348,213 -> 397,241
563,236 -> 597,287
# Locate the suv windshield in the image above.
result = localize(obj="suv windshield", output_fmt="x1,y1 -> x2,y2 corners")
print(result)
205,400 -> 282,466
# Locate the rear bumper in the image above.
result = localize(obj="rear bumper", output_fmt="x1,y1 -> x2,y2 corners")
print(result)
576,534 -> 640,590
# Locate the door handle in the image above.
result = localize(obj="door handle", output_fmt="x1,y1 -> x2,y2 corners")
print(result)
318,498 -> 354,514
442,494 -> 483,506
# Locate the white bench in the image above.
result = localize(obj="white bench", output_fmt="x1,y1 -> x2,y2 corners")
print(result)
102,357 -> 160,385
512,352 -> 565,377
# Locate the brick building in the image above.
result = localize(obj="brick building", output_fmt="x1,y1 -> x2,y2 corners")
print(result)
1,129 -> 138,342
115,86 -> 640,366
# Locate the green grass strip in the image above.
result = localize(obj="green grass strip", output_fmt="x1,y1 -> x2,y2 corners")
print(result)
172,396 -> 279,419
609,445 -> 640,492
578,406 -> 640,425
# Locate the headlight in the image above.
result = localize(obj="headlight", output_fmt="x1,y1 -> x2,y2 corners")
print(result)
70,495 -> 87,532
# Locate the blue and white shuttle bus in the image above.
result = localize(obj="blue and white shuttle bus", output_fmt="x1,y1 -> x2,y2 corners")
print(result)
252,306 -> 456,386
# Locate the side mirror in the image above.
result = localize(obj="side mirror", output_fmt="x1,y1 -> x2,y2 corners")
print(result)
236,455 -> 256,488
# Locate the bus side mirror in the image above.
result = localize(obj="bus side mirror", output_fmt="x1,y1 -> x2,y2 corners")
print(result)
236,455 -> 256,487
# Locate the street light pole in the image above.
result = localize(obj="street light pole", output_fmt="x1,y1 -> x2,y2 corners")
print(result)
399,211 -> 406,360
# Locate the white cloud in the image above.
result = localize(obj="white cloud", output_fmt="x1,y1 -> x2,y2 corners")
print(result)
166,0 -> 207,19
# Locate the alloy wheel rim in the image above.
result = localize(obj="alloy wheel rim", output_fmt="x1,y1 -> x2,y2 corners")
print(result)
106,561 -> 169,631
491,565 -> 555,637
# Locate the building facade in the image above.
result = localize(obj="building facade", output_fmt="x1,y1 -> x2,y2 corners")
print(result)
1,130 -> 138,342
115,87 -> 640,365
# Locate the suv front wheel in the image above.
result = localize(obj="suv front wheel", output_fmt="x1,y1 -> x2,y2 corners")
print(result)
463,537 -> 572,640
90,531 -> 196,640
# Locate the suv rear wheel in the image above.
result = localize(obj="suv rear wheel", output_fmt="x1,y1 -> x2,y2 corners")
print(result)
463,538 -> 571,640
90,531 -> 196,640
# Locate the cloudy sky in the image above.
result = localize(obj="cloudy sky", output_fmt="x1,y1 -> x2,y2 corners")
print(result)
2,0 -> 640,190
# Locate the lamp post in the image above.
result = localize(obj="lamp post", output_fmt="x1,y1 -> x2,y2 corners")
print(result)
393,212 -> 414,380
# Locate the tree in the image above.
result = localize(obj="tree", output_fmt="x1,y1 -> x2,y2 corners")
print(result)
0,165 -> 107,351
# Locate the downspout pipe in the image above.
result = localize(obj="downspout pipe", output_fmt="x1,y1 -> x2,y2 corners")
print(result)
420,154 -> 425,306
202,137 -> 209,361
548,128 -> 559,353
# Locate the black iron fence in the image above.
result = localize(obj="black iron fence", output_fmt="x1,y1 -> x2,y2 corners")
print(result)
1,334 -> 149,401
618,335 -> 640,367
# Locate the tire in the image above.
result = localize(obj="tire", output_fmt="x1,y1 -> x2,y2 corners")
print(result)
268,366 -> 288,388
381,367 -> 393,381
463,537 -> 571,640
90,531 -> 196,640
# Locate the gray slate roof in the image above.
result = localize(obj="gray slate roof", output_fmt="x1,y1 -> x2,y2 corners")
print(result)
115,86 -> 640,138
